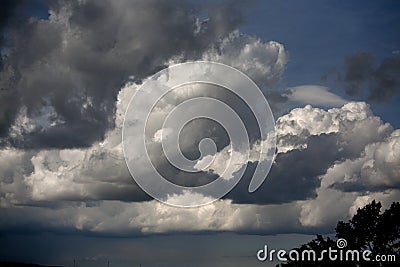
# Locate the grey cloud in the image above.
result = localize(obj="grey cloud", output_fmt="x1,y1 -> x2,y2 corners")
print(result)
1,101 -> 400,237
225,102 -> 396,204
202,31 -> 288,113
0,0 -> 23,137
342,52 -> 375,96
0,0 -> 246,148
0,0 -> 22,48
339,51 -> 400,102
0,197 -> 305,236
324,130 -> 400,194
225,134 -> 339,204
0,0 -> 289,208
1,0 -> 400,246
369,55 -> 400,101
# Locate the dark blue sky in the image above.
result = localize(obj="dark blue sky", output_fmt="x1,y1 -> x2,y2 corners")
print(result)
241,0 -> 400,126
20,0 -> 400,126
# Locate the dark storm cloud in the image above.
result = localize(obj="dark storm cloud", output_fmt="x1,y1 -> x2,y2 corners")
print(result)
369,55 -> 400,101
0,0 -> 22,46
225,133 -> 347,204
0,0 -> 245,148
341,52 -> 375,96
339,52 -> 400,102
0,0 -> 23,137
223,101 -> 398,204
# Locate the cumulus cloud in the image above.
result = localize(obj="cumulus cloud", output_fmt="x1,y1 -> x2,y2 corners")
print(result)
224,101 -> 398,207
1,0 -> 291,206
202,31 -> 288,112
0,35 -> 288,204
0,82 -> 149,206
2,100 -> 399,235
324,129 -> 400,192
202,31 -> 288,89
0,1 -> 399,239
0,198 -> 304,235
0,0 -> 246,148
0,56 -> 285,206
119,33 -> 288,195
275,102 -> 392,153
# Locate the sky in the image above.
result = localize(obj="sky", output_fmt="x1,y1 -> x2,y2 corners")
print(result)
0,0 -> 399,266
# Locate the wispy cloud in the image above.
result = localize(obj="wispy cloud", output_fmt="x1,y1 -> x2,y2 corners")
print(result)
286,85 -> 348,107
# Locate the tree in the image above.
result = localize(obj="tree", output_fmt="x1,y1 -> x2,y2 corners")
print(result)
280,201 -> 399,266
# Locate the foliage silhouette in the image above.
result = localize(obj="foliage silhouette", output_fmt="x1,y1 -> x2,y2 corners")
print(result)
279,200 -> 399,266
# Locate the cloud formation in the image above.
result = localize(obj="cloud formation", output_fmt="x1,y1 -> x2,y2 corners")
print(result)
0,0 -> 246,148
0,0 -> 399,243
339,52 -> 400,102
202,31 -> 288,111
1,99 -> 399,235
286,85 -> 348,107
0,0 -> 291,210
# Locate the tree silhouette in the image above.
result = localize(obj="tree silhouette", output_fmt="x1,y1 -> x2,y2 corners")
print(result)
280,201 -> 399,266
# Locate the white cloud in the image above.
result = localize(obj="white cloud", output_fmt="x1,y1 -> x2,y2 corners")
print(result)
276,104 -> 400,228
202,30 -> 288,89
321,129 -> 400,190
286,85 -> 348,107
2,100 -> 399,235
276,102 -> 392,153
1,32 -> 288,205
0,198 -> 303,234
165,190 -> 216,207
152,128 -> 173,143
0,20 -> 399,236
